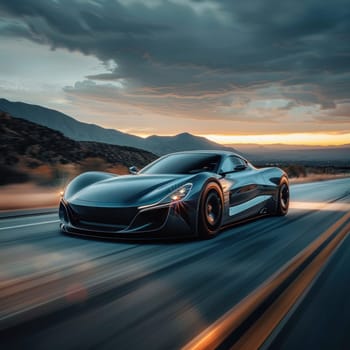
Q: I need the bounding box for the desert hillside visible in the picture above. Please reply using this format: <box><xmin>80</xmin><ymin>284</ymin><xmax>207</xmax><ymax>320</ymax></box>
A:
<box><xmin>0</xmin><ymin>112</ymin><xmax>157</xmax><ymax>186</ymax></box>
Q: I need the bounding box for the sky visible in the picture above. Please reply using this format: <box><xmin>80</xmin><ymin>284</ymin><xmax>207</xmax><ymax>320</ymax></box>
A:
<box><xmin>0</xmin><ymin>0</ymin><xmax>350</xmax><ymax>145</ymax></box>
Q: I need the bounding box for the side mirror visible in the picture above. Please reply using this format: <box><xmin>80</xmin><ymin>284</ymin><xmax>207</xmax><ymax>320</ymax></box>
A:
<box><xmin>129</xmin><ymin>166</ymin><xmax>139</xmax><ymax>175</ymax></box>
<box><xmin>219</xmin><ymin>164</ymin><xmax>247</xmax><ymax>176</ymax></box>
<box><xmin>234</xmin><ymin>164</ymin><xmax>247</xmax><ymax>171</ymax></box>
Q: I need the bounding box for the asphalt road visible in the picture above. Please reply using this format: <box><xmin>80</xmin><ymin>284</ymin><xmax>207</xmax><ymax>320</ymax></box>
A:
<box><xmin>0</xmin><ymin>178</ymin><xmax>350</xmax><ymax>350</ymax></box>
<box><xmin>266</xmin><ymin>223</ymin><xmax>350</xmax><ymax>350</ymax></box>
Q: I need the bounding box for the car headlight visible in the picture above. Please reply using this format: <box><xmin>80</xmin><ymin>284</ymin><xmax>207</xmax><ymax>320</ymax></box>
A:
<box><xmin>165</xmin><ymin>183</ymin><xmax>193</xmax><ymax>202</ymax></box>
<box><xmin>139</xmin><ymin>183</ymin><xmax>193</xmax><ymax>210</ymax></box>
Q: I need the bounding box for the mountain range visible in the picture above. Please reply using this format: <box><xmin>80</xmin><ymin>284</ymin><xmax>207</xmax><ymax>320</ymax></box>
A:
<box><xmin>0</xmin><ymin>98</ymin><xmax>349</xmax><ymax>164</ymax></box>
<box><xmin>0</xmin><ymin>98</ymin><xmax>233</xmax><ymax>155</ymax></box>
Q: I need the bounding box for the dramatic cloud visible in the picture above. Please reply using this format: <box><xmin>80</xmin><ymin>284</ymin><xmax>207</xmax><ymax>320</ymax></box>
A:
<box><xmin>0</xmin><ymin>0</ymin><xmax>350</xmax><ymax>138</ymax></box>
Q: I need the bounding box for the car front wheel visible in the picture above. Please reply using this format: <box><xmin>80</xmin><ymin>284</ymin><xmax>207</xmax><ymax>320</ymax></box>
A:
<box><xmin>198</xmin><ymin>182</ymin><xmax>223</xmax><ymax>239</ymax></box>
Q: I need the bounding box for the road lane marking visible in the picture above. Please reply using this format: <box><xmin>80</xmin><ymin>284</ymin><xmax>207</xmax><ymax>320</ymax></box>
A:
<box><xmin>183</xmin><ymin>210</ymin><xmax>350</xmax><ymax>350</ymax></box>
<box><xmin>232</xmin><ymin>221</ymin><xmax>350</xmax><ymax>350</ymax></box>
<box><xmin>0</xmin><ymin>220</ymin><xmax>60</xmax><ymax>231</ymax></box>
<box><xmin>290</xmin><ymin>201</ymin><xmax>350</xmax><ymax>211</ymax></box>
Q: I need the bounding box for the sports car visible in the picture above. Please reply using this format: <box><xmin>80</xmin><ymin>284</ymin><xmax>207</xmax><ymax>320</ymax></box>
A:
<box><xmin>59</xmin><ymin>151</ymin><xmax>289</xmax><ymax>239</ymax></box>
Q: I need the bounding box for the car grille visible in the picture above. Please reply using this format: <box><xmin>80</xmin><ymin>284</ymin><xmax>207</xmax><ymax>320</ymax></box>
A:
<box><xmin>67</xmin><ymin>203</ymin><xmax>138</xmax><ymax>231</ymax></box>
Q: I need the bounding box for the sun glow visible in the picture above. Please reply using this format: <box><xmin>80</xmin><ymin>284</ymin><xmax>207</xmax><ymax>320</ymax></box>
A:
<box><xmin>202</xmin><ymin>133</ymin><xmax>350</xmax><ymax>146</ymax></box>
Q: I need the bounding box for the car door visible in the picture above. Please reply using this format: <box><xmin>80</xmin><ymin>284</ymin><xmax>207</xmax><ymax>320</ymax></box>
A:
<box><xmin>219</xmin><ymin>156</ymin><xmax>266</xmax><ymax>224</ymax></box>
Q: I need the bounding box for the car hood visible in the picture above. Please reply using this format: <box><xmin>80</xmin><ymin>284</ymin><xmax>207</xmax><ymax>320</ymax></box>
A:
<box><xmin>67</xmin><ymin>174</ymin><xmax>194</xmax><ymax>207</ymax></box>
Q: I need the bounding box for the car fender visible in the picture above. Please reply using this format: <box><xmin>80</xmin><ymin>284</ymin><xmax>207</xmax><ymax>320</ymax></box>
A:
<box><xmin>64</xmin><ymin>171</ymin><xmax>116</xmax><ymax>200</ymax></box>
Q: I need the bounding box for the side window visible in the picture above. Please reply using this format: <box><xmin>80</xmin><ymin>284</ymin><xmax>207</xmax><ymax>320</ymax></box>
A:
<box><xmin>220</xmin><ymin>156</ymin><xmax>246</xmax><ymax>173</ymax></box>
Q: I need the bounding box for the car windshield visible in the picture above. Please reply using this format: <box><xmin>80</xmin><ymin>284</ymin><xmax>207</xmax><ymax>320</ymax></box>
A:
<box><xmin>140</xmin><ymin>153</ymin><xmax>221</xmax><ymax>175</ymax></box>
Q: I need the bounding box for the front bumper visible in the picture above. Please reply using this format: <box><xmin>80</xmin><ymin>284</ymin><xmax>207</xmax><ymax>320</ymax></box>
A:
<box><xmin>59</xmin><ymin>199</ymin><xmax>197</xmax><ymax>239</ymax></box>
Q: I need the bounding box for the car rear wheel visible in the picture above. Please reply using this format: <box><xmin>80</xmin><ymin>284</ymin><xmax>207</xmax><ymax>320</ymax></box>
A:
<box><xmin>275</xmin><ymin>178</ymin><xmax>289</xmax><ymax>216</ymax></box>
<box><xmin>198</xmin><ymin>182</ymin><xmax>223</xmax><ymax>239</ymax></box>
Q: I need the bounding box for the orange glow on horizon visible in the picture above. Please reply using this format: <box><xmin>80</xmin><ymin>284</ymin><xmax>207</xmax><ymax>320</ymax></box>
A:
<box><xmin>203</xmin><ymin>133</ymin><xmax>350</xmax><ymax>146</ymax></box>
<box><xmin>126</xmin><ymin>131</ymin><xmax>350</xmax><ymax>146</ymax></box>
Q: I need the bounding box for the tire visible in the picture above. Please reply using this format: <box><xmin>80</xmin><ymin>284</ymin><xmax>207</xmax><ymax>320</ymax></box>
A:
<box><xmin>275</xmin><ymin>178</ymin><xmax>289</xmax><ymax>216</ymax></box>
<box><xmin>198</xmin><ymin>182</ymin><xmax>223</xmax><ymax>239</ymax></box>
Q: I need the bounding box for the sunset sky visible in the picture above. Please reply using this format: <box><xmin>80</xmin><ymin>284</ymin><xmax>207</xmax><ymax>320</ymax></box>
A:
<box><xmin>0</xmin><ymin>0</ymin><xmax>349</xmax><ymax>145</ymax></box>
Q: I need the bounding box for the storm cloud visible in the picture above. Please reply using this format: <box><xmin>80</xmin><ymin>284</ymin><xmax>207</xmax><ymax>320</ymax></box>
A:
<box><xmin>1</xmin><ymin>0</ymin><xmax>350</xmax><ymax>133</ymax></box>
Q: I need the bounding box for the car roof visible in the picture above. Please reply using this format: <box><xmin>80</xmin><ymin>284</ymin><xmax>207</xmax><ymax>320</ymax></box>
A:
<box><xmin>163</xmin><ymin>149</ymin><xmax>243</xmax><ymax>157</ymax></box>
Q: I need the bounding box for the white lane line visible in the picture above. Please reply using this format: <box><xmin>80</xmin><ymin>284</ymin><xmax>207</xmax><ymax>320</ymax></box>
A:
<box><xmin>0</xmin><ymin>220</ymin><xmax>60</xmax><ymax>231</ymax></box>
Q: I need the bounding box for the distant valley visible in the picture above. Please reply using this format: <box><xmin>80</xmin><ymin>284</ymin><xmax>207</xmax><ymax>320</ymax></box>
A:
<box><xmin>0</xmin><ymin>98</ymin><xmax>349</xmax><ymax>166</ymax></box>
<box><xmin>227</xmin><ymin>143</ymin><xmax>350</xmax><ymax>164</ymax></box>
